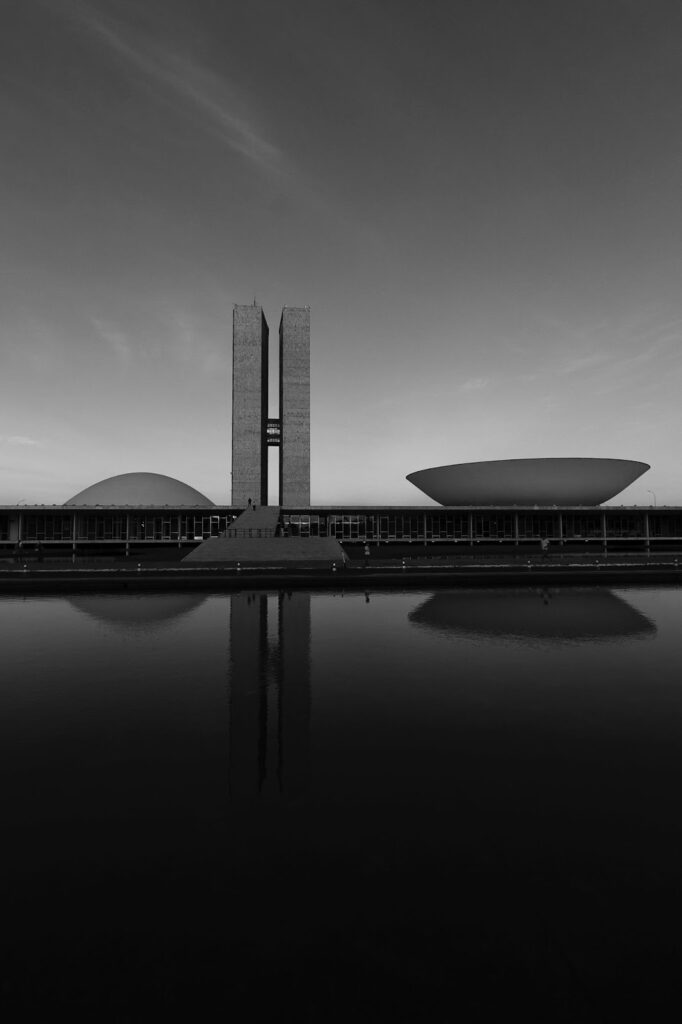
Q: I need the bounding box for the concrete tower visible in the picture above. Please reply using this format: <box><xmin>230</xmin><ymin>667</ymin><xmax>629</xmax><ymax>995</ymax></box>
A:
<box><xmin>231</xmin><ymin>303</ymin><xmax>310</xmax><ymax>508</ymax></box>
<box><xmin>232</xmin><ymin>304</ymin><xmax>269</xmax><ymax>506</ymax></box>
<box><xmin>279</xmin><ymin>307</ymin><xmax>310</xmax><ymax>506</ymax></box>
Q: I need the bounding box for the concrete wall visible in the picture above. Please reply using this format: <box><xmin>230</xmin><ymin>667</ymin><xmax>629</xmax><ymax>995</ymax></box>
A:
<box><xmin>279</xmin><ymin>307</ymin><xmax>310</xmax><ymax>506</ymax></box>
<box><xmin>232</xmin><ymin>305</ymin><xmax>269</xmax><ymax>506</ymax></box>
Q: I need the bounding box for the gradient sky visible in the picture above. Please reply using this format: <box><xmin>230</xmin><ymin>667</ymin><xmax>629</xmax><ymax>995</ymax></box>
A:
<box><xmin>2</xmin><ymin>0</ymin><xmax>681</xmax><ymax>506</ymax></box>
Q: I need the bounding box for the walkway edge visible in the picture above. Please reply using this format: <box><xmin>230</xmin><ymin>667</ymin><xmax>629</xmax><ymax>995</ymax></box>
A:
<box><xmin>1</xmin><ymin>565</ymin><xmax>682</xmax><ymax>592</ymax></box>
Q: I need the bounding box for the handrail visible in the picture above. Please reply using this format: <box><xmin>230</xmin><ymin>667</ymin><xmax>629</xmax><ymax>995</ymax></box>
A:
<box><xmin>225</xmin><ymin>528</ymin><xmax>277</xmax><ymax>539</ymax></box>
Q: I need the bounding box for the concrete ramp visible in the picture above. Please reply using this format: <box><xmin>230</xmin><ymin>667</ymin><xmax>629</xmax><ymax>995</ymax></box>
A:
<box><xmin>183</xmin><ymin>536</ymin><xmax>347</xmax><ymax>567</ymax></box>
<box><xmin>227</xmin><ymin>505</ymin><xmax>281</xmax><ymax>537</ymax></box>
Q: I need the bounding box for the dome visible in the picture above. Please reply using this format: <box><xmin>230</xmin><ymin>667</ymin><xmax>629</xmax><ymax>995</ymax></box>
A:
<box><xmin>64</xmin><ymin>472</ymin><xmax>214</xmax><ymax>507</ymax></box>
<box><xmin>406</xmin><ymin>458</ymin><xmax>649</xmax><ymax>506</ymax></box>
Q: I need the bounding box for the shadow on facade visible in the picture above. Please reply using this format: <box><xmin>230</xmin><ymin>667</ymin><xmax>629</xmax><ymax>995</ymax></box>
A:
<box><xmin>409</xmin><ymin>588</ymin><xmax>657</xmax><ymax>643</ymax></box>
<box><xmin>228</xmin><ymin>591</ymin><xmax>311</xmax><ymax>800</ymax></box>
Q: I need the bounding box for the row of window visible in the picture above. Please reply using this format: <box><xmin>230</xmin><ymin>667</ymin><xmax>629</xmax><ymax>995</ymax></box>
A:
<box><xmin>18</xmin><ymin>514</ymin><xmax>234</xmax><ymax>542</ymax></box>
<box><xmin>283</xmin><ymin>513</ymin><xmax>670</xmax><ymax>540</ymax></box>
<box><xmin>4</xmin><ymin>512</ymin><xmax>682</xmax><ymax>544</ymax></box>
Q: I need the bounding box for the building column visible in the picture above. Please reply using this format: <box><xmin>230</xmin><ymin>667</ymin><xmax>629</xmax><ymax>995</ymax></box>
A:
<box><xmin>232</xmin><ymin>304</ymin><xmax>269</xmax><ymax>507</ymax></box>
<box><xmin>279</xmin><ymin>306</ymin><xmax>311</xmax><ymax>507</ymax></box>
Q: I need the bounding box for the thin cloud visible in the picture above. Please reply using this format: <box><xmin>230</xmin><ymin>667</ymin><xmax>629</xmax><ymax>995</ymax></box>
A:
<box><xmin>92</xmin><ymin>318</ymin><xmax>133</xmax><ymax>366</ymax></box>
<box><xmin>459</xmin><ymin>377</ymin><xmax>490</xmax><ymax>392</ymax></box>
<box><xmin>67</xmin><ymin>3</ymin><xmax>286</xmax><ymax>176</ymax></box>
<box><xmin>590</xmin><ymin>317</ymin><xmax>682</xmax><ymax>396</ymax></box>
<box><xmin>556</xmin><ymin>351</ymin><xmax>612</xmax><ymax>375</ymax></box>
<box><xmin>1</xmin><ymin>435</ymin><xmax>43</xmax><ymax>447</ymax></box>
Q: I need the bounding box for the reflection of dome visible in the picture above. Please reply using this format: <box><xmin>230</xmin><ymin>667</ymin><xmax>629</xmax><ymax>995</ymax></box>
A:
<box><xmin>64</xmin><ymin>472</ymin><xmax>214</xmax><ymax>506</ymax></box>
<box><xmin>69</xmin><ymin>593</ymin><xmax>207</xmax><ymax>629</ymax></box>
<box><xmin>409</xmin><ymin>589</ymin><xmax>656</xmax><ymax>643</ymax></box>
<box><xmin>406</xmin><ymin>458</ymin><xmax>649</xmax><ymax>506</ymax></box>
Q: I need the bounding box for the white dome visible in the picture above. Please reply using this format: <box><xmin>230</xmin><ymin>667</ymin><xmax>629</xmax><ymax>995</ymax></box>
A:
<box><xmin>64</xmin><ymin>472</ymin><xmax>214</xmax><ymax>506</ymax></box>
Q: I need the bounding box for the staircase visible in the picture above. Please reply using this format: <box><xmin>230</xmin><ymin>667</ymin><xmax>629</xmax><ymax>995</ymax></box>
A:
<box><xmin>183</xmin><ymin>505</ymin><xmax>347</xmax><ymax>566</ymax></box>
<box><xmin>182</xmin><ymin>535</ymin><xmax>347</xmax><ymax>566</ymax></box>
<box><xmin>226</xmin><ymin>505</ymin><xmax>281</xmax><ymax>538</ymax></box>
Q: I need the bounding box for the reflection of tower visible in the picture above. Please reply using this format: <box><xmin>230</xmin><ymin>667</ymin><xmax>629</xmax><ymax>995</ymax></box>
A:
<box><xmin>278</xmin><ymin>592</ymin><xmax>311</xmax><ymax>798</ymax></box>
<box><xmin>228</xmin><ymin>593</ymin><xmax>268</xmax><ymax>798</ymax></box>
<box><xmin>231</xmin><ymin>304</ymin><xmax>310</xmax><ymax>507</ymax></box>
<box><xmin>227</xmin><ymin>592</ymin><xmax>311</xmax><ymax>800</ymax></box>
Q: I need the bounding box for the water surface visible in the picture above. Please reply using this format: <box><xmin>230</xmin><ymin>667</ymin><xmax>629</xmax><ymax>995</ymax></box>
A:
<box><xmin>2</xmin><ymin>586</ymin><xmax>681</xmax><ymax>1020</ymax></box>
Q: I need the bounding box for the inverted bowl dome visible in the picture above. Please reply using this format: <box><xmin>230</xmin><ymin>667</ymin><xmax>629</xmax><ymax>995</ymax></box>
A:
<box><xmin>406</xmin><ymin>458</ymin><xmax>649</xmax><ymax>506</ymax></box>
<box><xmin>65</xmin><ymin>472</ymin><xmax>214</xmax><ymax>506</ymax></box>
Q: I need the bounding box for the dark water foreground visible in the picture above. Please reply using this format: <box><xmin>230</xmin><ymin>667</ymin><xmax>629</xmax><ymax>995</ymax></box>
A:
<box><xmin>2</xmin><ymin>586</ymin><xmax>682</xmax><ymax>1021</ymax></box>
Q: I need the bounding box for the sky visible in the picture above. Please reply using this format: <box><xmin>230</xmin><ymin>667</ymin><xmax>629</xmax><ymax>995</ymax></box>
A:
<box><xmin>1</xmin><ymin>0</ymin><xmax>681</xmax><ymax>506</ymax></box>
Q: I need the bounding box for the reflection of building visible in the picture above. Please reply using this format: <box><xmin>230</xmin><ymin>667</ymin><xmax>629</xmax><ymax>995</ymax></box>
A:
<box><xmin>278</xmin><ymin>591</ymin><xmax>311</xmax><ymax>799</ymax></box>
<box><xmin>232</xmin><ymin>304</ymin><xmax>310</xmax><ymax>508</ymax></box>
<box><xmin>228</xmin><ymin>593</ymin><xmax>268</xmax><ymax>798</ymax></box>
<box><xmin>409</xmin><ymin>588</ymin><xmax>656</xmax><ymax>643</ymax></box>
<box><xmin>69</xmin><ymin>592</ymin><xmax>207</xmax><ymax>629</ymax></box>
<box><xmin>228</xmin><ymin>591</ymin><xmax>311</xmax><ymax>799</ymax></box>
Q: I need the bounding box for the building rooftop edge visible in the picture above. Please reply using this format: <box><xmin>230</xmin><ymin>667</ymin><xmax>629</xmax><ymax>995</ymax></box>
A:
<box><xmin>1</xmin><ymin>505</ymin><xmax>679</xmax><ymax>512</ymax></box>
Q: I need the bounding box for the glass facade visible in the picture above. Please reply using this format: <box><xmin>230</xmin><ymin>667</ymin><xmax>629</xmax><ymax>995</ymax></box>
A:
<box><xmin>2</xmin><ymin>508</ymin><xmax>682</xmax><ymax>549</ymax></box>
<box><xmin>22</xmin><ymin>515</ymin><xmax>74</xmax><ymax>541</ymax></box>
<box><xmin>10</xmin><ymin>511</ymin><xmax>235</xmax><ymax>544</ymax></box>
<box><xmin>561</xmin><ymin>514</ymin><xmax>604</xmax><ymax>539</ymax></box>
<box><xmin>649</xmin><ymin>514</ymin><xmax>682</xmax><ymax>538</ymax></box>
<box><xmin>283</xmin><ymin>510</ymin><xmax>671</xmax><ymax>542</ymax></box>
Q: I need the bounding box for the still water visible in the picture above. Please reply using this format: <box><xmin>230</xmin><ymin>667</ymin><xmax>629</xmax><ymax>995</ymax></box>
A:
<box><xmin>2</xmin><ymin>586</ymin><xmax>682</xmax><ymax>1020</ymax></box>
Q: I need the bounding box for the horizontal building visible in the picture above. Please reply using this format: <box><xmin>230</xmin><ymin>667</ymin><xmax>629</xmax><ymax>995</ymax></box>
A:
<box><xmin>1</xmin><ymin>505</ymin><xmax>682</xmax><ymax>556</ymax></box>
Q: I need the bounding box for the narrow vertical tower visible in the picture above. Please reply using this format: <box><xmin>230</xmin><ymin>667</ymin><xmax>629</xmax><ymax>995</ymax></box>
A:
<box><xmin>279</xmin><ymin>306</ymin><xmax>310</xmax><ymax>506</ymax></box>
<box><xmin>232</xmin><ymin>304</ymin><xmax>269</xmax><ymax>506</ymax></box>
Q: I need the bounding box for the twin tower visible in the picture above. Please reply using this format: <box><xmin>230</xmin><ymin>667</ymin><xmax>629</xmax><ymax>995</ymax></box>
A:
<box><xmin>231</xmin><ymin>304</ymin><xmax>310</xmax><ymax>508</ymax></box>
